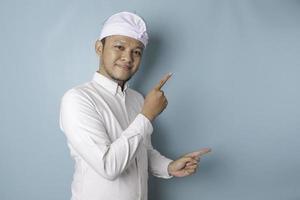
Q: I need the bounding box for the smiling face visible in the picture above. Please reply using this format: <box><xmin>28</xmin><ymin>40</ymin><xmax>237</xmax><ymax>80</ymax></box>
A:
<box><xmin>95</xmin><ymin>35</ymin><xmax>144</xmax><ymax>87</ymax></box>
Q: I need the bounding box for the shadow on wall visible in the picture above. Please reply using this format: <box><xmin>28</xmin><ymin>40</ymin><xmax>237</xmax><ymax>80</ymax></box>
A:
<box><xmin>130</xmin><ymin>34</ymin><xmax>164</xmax><ymax>92</ymax></box>
<box><xmin>130</xmin><ymin>33</ymin><xmax>223</xmax><ymax>200</ymax></box>
<box><xmin>148</xmin><ymin>150</ymin><xmax>223</xmax><ymax>200</ymax></box>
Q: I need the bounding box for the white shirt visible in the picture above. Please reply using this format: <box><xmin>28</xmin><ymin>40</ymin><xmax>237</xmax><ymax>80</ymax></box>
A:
<box><xmin>59</xmin><ymin>72</ymin><xmax>173</xmax><ymax>200</ymax></box>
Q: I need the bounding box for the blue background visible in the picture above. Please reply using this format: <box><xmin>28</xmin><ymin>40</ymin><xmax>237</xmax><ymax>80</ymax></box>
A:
<box><xmin>1</xmin><ymin>0</ymin><xmax>299</xmax><ymax>199</ymax></box>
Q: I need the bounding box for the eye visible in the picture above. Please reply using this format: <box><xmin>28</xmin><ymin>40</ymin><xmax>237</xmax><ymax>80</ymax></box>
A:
<box><xmin>114</xmin><ymin>45</ymin><xmax>125</xmax><ymax>51</ymax></box>
<box><xmin>134</xmin><ymin>50</ymin><xmax>142</xmax><ymax>56</ymax></box>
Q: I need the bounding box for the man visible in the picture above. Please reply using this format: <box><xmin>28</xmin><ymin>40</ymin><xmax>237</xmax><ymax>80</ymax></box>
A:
<box><xmin>60</xmin><ymin>11</ymin><xmax>211</xmax><ymax>200</ymax></box>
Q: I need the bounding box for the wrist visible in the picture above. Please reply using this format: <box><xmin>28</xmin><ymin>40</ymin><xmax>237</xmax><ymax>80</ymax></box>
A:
<box><xmin>140</xmin><ymin>111</ymin><xmax>154</xmax><ymax>122</ymax></box>
<box><xmin>167</xmin><ymin>161</ymin><xmax>174</xmax><ymax>176</ymax></box>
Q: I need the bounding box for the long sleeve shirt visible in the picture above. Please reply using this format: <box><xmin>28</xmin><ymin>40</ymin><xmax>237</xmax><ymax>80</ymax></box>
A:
<box><xmin>59</xmin><ymin>72</ymin><xmax>173</xmax><ymax>200</ymax></box>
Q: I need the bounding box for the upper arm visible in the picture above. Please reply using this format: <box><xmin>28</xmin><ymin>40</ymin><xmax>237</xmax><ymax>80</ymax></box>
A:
<box><xmin>59</xmin><ymin>89</ymin><xmax>111</xmax><ymax>163</ymax></box>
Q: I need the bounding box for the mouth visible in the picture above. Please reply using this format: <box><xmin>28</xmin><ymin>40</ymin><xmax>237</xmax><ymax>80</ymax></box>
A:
<box><xmin>116</xmin><ymin>64</ymin><xmax>132</xmax><ymax>71</ymax></box>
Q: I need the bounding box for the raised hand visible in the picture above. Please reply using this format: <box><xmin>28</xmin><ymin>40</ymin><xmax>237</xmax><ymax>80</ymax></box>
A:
<box><xmin>141</xmin><ymin>73</ymin><xmax>172</xmax><ymax>121</ymax></box>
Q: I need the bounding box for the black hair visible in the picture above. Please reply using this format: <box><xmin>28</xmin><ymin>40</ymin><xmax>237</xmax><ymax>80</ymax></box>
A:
<box><xmin>101</xmin><ymin>38</ymin><xmax>106</xmax><ymax>46</ymax></box>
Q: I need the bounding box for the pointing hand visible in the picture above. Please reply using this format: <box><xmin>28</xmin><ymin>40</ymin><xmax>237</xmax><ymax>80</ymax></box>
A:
<box><xmin>168</xmin><ymin>148</ymin><xmax>212</xmax><ymax>177</ymax></box>
<box><xmin>141</xmin><ymin>73</ymin><xmax>172</xmax><ymax>121</ymax></box>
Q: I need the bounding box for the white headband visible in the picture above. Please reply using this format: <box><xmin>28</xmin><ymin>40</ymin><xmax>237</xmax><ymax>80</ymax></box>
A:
<box><xmin>99</xmin><ymin>11</ymin><xmax>149</xmax><ymax>47</ymax></box>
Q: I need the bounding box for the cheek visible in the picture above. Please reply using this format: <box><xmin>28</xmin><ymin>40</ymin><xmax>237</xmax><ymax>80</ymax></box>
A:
<box><xmin>133</xmin><ymin>57</ymin><xmax>142</xmax><ymax>66</ymax></box>
<box><xmin>103</xmin><ymin>52</ymin><xmax>118</xmax><ymax>64</ymax></box>
<box><xmin>132</xmin><ymin>61</ymin><xmax>141</xmax><ymax>72</ymax></box>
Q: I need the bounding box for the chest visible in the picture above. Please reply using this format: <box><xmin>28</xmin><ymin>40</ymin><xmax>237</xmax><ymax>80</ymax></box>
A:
<box><xmin>95</xmin><ymin>93</ymin><xmax>142</xmax><ymax>141</ymax></box>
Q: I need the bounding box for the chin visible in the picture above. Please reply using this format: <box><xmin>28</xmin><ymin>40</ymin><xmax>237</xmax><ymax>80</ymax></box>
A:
<box><xmin>112</xmin><ymin>74</ymin><xmax>132</xmax><ymax>82</ymax></box>
<box><xmin>115</xmin><ymin>71</ymin><xmax>134</xmax><ymax>80</ymax></box>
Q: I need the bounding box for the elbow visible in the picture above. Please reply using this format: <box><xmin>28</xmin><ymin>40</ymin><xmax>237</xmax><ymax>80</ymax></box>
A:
<box><xmin>97</xmin><ymin>162</ymin><xmax>122</xmax><ymax>181</ymax></box>
<box><xmin>98</xmin><ymin>169</ymin><xmax>121</xmax><ymax>181</ymax></box>
<box><xmin>93</xmin><ymin>167</ymin><xmax>120</xmax><ymax>181</ymax></box>
<box><xmin>96</xmin><ymin>147</ymin><xmax>125</xmax><ymax>181</ymax></box>
<box><xmin>85</xmin><ymin>162</ymin><xmax>121</xmax><ymax>181</ymax></box>
<box><xmin>102</xmin><ymin>173</ymin><xmax>119</xmax><ymax>181</ymax></box>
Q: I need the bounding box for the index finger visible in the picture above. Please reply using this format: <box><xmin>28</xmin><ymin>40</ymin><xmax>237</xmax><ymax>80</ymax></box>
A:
<box><xmin>154</xmin><ymin>73</ymin><xmax>173</xmax><ymax>90</ymax></box>
<box><xmin>184</xmin><ymin>148</ymin><xmax>212</xmax><ymax>160</ymax></box>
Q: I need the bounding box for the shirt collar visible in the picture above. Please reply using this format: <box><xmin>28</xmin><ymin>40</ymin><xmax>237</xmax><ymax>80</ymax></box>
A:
<box><xmin>92</xmin><ymin>72</ymin><xmax>129</xmax><ymax>96</ymax></box>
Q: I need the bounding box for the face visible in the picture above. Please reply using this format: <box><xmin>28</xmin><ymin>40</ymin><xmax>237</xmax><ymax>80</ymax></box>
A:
<box><xmin>95</xmin><ymin>35</ymin><xmax>144</xmax><ymax>85</ymax></box>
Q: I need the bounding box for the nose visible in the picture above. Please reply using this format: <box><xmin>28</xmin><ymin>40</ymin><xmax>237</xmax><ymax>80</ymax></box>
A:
<box><xmin>121</xmin><ymin>50</ymin><xmax>133</xmax><ymax>64</ymax></box>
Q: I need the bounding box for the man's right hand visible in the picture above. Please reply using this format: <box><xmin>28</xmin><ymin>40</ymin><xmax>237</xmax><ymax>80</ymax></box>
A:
<box><xmin>141</xmin><ymin>73</ymin><xmax>172</xmax><ymax>121</ymax></box>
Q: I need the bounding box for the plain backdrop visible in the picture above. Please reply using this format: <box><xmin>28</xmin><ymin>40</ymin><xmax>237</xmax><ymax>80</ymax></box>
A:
<box><xmin>1</xmin><ymin>0</ymin><xmax>299</xmax><ymax>199</ymax></box>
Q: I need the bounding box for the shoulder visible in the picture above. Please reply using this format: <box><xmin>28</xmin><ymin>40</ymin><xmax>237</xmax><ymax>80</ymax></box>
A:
<box><xmin>61</xmin><ymin>82</ymin><xmax>95</xmax><ymax>106</ymax></box>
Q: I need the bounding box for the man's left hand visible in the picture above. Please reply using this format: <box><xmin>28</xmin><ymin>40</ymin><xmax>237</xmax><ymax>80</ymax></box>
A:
<box><xmin>167</xmin><ymin>148</ymin><xmax>212</xmax><ymax>177</ymax></box>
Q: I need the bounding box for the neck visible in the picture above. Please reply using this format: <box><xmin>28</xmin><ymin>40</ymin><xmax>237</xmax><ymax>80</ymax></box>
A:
<box><xmin>97</xmin><ymin>70</ymin><xmax>126</xmax><ymax>91</ymax></box>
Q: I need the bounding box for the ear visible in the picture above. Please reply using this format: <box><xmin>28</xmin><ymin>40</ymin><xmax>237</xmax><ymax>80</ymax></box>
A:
<box><xmin>95</xmin><ymin>40</ymin><xmax>103</xmax><ymax>56</ymax></box>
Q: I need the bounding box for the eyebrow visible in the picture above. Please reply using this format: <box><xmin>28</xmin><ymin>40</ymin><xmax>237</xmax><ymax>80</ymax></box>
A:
<box><xmin>113</xmin><ymin>40</ymin><xmax>144</xmax><ymax>49</ymax></box>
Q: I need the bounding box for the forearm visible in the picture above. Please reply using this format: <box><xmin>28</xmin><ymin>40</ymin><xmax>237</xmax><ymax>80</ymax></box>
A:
<box><xmin>147</xmin><ymin>147</ymin><xmax>173</xmax><ymax>179</ymax></box>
